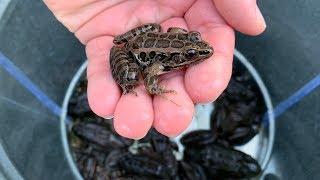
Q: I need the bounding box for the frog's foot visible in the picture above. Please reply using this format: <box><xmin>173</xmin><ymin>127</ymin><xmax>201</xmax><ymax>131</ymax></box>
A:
<box><xmin>123</xmin><ymin>89</ymin><xmax>138</xmax><ymax>96</ymax></box>
<box><xmin>148</xmin><ymin>85</ymin><xmax>176</xmax><ymax>95</ymax></box>
<box><xmin>158</xmin><ymin>87</ymin><xmax>177</xmax><ymax>95</ymax></box>
<box><xmin>146</xmin><ymin>85</ymin><xmax>179</xmax><ymax>106</ymax></box>
<box><xmin>122</xmin><ymin>85</ymin><xmax>138</xmax><ymax>96</ymax></box>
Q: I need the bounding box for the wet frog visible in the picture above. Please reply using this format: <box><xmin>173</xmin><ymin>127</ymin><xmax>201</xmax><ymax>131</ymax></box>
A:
<box><xmin>110</xmin><ymin>23</ymin><xmax>213</xmax><ymax>95</ymax></box>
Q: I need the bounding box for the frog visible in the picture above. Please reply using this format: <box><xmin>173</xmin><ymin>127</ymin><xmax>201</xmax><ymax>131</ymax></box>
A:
<box><xmin>110</xmin><ymin>23</ymin><xmax>214</xmax><ymax>95</ymax></box>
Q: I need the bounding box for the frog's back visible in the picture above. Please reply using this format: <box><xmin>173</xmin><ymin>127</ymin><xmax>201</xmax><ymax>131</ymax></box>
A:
<box><xmin>126</xmin><ymin>32</ymin><xmax>193</xmax><ymax>67</ymax></box>
<box><xmin>127</xmin><ymin>32</ymin><xmax>191</xmax><ymax>51</ymax></box>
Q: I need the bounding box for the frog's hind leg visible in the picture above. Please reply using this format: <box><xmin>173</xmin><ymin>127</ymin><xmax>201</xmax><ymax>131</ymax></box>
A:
<box><xmin>143</xmin><ymin>63</ymin><xmax>181</xmax><ymax>106</ymax></box>
<box><xmin>143</xmin><ymin>63</ymin><xmax>176</xmax><ymax>95</ymax></box>
<box><xmin>113</xmin><ymin>23</ymin><xmax>161</xmax><ymax>45</ymax></box>
<box><xmin>167</xmin><ymin>27</ymin><xmax>188</xmax><ymax>33</ymax></box>
<box><xmin>110</xmin><ymin>46</ymin><xmax>140</xmax><ymax>95</ymax></box>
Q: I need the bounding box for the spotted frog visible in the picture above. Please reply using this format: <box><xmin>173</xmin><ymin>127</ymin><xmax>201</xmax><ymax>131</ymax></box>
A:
<box><xmin>110</xmin><ymin>23</ymin><xmax>214</xmax><ymax>95</ymax></box>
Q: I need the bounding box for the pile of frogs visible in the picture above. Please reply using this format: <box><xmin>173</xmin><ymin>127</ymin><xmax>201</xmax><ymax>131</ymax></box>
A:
<box><xmin>68</xmin><ymin>61</ymin><xmax>265</xmax><ymax>179</ymax></box>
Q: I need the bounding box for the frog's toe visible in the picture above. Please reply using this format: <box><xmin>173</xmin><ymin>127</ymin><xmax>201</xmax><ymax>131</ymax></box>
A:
<box><xmin>148</xmin><ymin>86</ymin><xmax>176</xmax><ymax>95</ymax></box>
<box><xmin>123</xmin><ymin>89</ymin><xmax>138</xmax><ymax>96</ymax></box>
<box><xmin>121</xmin><ymin>85</ymin><xmax>138</xmax><ymax>96</ymax></box>
<box><xmin>129</xmin><ymin>90</ymin><xmax>138</xmax><ymax>96</ymax></box>
<box><xmin>147</xmin><ymin>86</ymin><xmax>159</xmax><ymax>95</ymax></box>
<box><xmin>161</xmin><ymin>88</ymin><xmax>176</xmax><ymax>94</ymax></box>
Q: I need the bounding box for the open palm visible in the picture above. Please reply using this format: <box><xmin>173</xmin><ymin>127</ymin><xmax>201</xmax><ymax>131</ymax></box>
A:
<box><xmin>44</xmin><ymin>0</ymin><xmax>266</xmax><ymax>139</ymax></box>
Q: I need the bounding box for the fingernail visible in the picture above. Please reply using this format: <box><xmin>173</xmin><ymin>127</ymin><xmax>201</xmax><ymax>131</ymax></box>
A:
<box><xmin>103</xmin><ymin>115</ymin><xmax>113</xmax><ymax>119</ymax></box>
<box><xmin>255</xmin><ymin>6</ymin><xmax>266</xmax><ymax>30</ymax></box>
<box><xmin>167</xmin><ymin>134</ymin><xmax>179</xmax><ymax>138</ymax></box>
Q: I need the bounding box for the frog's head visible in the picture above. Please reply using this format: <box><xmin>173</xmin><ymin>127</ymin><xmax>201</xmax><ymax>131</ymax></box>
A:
<box><xmin>182</xmin><ymin>31</ymin><xmax>213</xmax><ymax>63</ymax></box>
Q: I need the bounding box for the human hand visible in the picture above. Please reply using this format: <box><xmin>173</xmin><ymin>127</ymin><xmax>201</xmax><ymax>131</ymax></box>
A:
<box><xmin>44</xmin><ymin>0</ymin><xmax>266</xmax><ymax>139</ymax></box>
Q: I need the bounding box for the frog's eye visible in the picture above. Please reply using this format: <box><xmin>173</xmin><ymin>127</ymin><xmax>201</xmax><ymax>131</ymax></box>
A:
<box><xmin>185</xmin><ymin>49</ymin><xmax>197</xmax><ymax>59</ymax></box>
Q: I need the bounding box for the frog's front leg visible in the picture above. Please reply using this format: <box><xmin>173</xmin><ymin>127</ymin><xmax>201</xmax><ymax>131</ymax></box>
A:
<box><xmin>143</xmin><ymin>63</ymin><xmax>175</xmax><ymax>95</ymax></box>
<box><xmin>110</xmin><ymin>46</ymin><xmax>140</xmax><ymax>95</ymax></box>
<box><xmin>113</xmin><ymin>23</ymin><xmax>161</xmax><ymax>45</ymax></box>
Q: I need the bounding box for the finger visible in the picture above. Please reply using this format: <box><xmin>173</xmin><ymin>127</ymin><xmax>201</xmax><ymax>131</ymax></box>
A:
<box><xmin>185</xmin><ymin>0</ymin><xmax>234</xmax><ymax>103</ymax></box>
<box><xmin>75</xmin><ymin>0</ymin><xmax>194</xmax><ymax>44</ymax></box>
<box><xmin>153</xmin><ymin>18</ymin><xmax>194</xmax><ymax>137</ymax></box>
<box><xmin>153</xmin><ymin>71</ymin><xmax>195</xmax><ymax>137</ymax></box>
<box><xmin>213</xmin><ymin>0</ymin><xmax>266</xmax><ymax>35</ymax></box>
<box><xmin>86</xmin><ymin>36</ymin><xmax>121</xmax><ymax>118</ymax></box>
<box><xmin>44</xmin><ymin>0</ymin><xmax>126</xmax><ymax>32</ymax></box>
<box><xmin>113</xmin><ymin>86</ymin><xmax>154</xmax><ymax>139</ymax></box>
<box><xmin>43</xmin><ymin>0</ymin><xmax>100</xmax><ymax>12</ymax></box>
<box><xmin>52</xmin><ymin>0</ymin><xmax>127</xmax><ymax>32</ymax></box>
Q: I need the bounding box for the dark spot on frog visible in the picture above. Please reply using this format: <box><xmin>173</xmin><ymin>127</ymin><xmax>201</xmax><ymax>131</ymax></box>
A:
<box><xmin>189</xmin><ymin>32</ymin><xmax>202</xmax><ymax>42</ymax></box>
<box><xmin>149</xmin><ymin>51</ymin><xmax>156</xmax><ymax>59</ymax></box>
<box><xmin>168</xmin><ymin>34</ymin><xmax>176</xmax><ymax>39</ymax></box>
<box><xmin>135</xmin><ymin>37</ymin><xmax>144</xmax><ymax>45</ymax></box>
<box><xmin>172</xmin><ymin>56</ymin><xmax>180</xmax><ymax>64</ymax></box>
<box><xmin>115</xmin><ymin>63</ymin><xmax>127</xmax><ymax>76</ymax></box>
<box><xmin>120</xmin><ymin>70</ymin><xmax>126</xmax><ymax>79</ymax></box>
<box><xmin>132</xmin><ymin>43</ymin><xmax>139</xmax><ymax>49</ymax></box>
<box><xmin>144</xmin><ymin>38</ymin><xmax>156</xmax><ymax>48</ymax></box>
<box><xmin>132</xmin><ymin>37</ymin><xmax>144</xmax><ymax>49</ymax></box>
<box><xmin>178</xmin><ymin>34</ymin><xmax>188</xmax><ymax>40</ymax></box>
<box><xmin>196</xmin><ymin>42</ymin><xmax>208</xmax><ymax>48</ymax></box>
<box><xmin>156</xmin><ymin>39</ymin><xmax>170</xmax><ymax>48</ymax></box>
<box><xmin>163</xmin><ymin>62</ymin><xmax>177</xmax><ymax>71</ymax></box>
<box><xmin>130</xmin><ymin>29</ymin><xmax>137</xmax><ymax>36</ymax></box>
<box><xmin>169</xmin><ymin>53</ymin><xmax>182</xmax><ymax>64</ymax></box>
<box><xmin>160</xmin><ymin>34</ymin><xmax>168</xmax><ymax>38</ymax></box>
<box><xmin>139</xmin><ymin>52</ymin><xmax>147</xmax><ymax>62</ymax></box>
<box><xmin>169</xmin><ymin>52</ymin><xmax>180</xmax><ymax>60</ymax></box>
<box><xmin>147</xmin><ymin>33</ymin><xmax>158</xmax><ymax>38</ymax></box>
<box><xmin>185</xmin><ymin>42</ymin><xmax>192</xmax><ymax>46</ymax></box>
<box><xmin>137</xmin><ymin>26</ymin><xmax>143</xmax><ymax>32</ymax></box>
<box><xmin>155</xmin><ymin>53</ymin><xmax>167</xmax><ymax>62</ymax></box>
<box><xmin>171</xmin><ymin>40</ymin><xmax>184</xmax><ymax>48</ymax></box>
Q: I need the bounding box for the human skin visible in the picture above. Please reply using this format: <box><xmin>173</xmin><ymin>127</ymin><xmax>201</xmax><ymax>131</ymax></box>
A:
<box><xmin>44</xmin><ymin>0</ymin><xmax>266</xmax><ymax>139</ymax></box>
